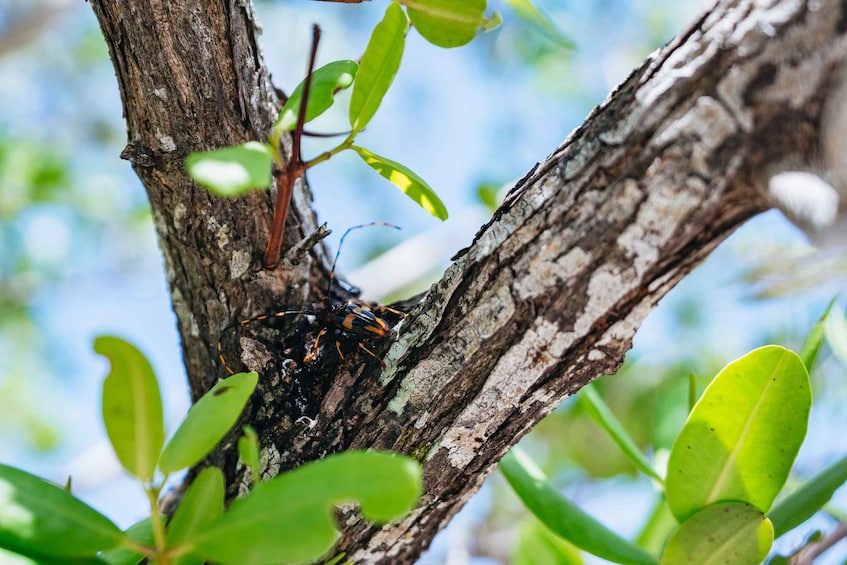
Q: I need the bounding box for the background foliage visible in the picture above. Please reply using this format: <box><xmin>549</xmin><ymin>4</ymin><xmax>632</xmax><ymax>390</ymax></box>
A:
<box><xmin>0</xmin><ymin>0</ymin><xmax>845</xmax><ymax>562</ymax></box>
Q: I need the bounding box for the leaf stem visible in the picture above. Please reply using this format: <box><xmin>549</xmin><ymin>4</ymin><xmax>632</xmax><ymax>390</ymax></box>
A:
<box><xmin>263</xmin><ymin>24</ymin><xmax>321</xmax><ymax>269</ymax></box>
<box><xmin>145</xmin><ymin>482</ymin><xmax>169</xmax><ymax>564</ymax></box>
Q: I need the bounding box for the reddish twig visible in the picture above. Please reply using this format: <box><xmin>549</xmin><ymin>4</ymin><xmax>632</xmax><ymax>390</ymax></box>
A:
<box><xmin>263</xmin><ymin>24</ymin><xmax>322</xmax><ymax>269</ymax></box>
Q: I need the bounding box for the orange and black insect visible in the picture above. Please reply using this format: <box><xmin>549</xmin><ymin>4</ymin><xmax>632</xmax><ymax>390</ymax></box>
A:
<box><xmin>217</xmin><ymin>222</ymin><xmax>406</xmax><ymax>374</ymax></box>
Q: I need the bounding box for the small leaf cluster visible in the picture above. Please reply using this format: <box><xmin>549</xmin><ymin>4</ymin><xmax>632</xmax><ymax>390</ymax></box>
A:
<box><xmin>0</xmin><ymin>336</ymin><xmax>422</xmax><ymax>565</ymax></box>
<box><xmin>502</xmin><ymin>301</ymin><xmax>847</xmax><ymax>564</ymax></box>
<box><xmin>186</xmin><ymin>0</ymin><xmax>505</xmax><ymax>222</ymax></box>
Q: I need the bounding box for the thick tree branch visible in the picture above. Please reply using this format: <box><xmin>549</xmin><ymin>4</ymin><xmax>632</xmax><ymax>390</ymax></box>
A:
<box><xmin>89</xmin><ymin>0</ymin><xmax>847</xmax><ymax>562</ymax></box>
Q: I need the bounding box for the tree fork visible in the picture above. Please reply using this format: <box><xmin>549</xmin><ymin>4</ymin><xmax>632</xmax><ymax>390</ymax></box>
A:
<box><xmin>89</xmin><ymin>0</ymin><xmax>847</xmax><ymax>562</ymax></box>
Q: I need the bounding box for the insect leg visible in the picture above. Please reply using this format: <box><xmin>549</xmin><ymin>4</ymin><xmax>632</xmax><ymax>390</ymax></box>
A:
<box><xmin>357</xmin><ymin>342</ymin><xmax>386</xmax><ymax>369</ymax></box>
<box><xmin>304</xmin><ymin>328</ymin><xmax>328</xmax><ymax>363</ymax></box>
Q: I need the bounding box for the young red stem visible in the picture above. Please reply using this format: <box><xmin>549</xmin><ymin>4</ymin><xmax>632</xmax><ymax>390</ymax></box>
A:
<box><xmin>263</xmin><ymin>24</ymin><xmax>322</xmax><ymax>269</ymax></box>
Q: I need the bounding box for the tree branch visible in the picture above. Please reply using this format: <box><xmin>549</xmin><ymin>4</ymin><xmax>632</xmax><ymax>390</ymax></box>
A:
<box><xmin>89</xmin><ymin>0</ymin><xmax>847</xmax><ymax>562</ymax></box>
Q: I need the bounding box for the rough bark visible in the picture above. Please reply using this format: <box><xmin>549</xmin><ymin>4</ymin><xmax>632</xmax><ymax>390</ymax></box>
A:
<box><xmin>89</xmin><ymin>0</ymin><xmax>847</xmax><ymax>562</ymax></box>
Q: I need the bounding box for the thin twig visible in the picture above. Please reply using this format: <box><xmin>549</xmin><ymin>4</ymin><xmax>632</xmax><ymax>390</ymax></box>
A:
<box><xmin>790</xmin><ymin>521</ymin><xmax>847</xmax><ymax>565</ymax></box>
<box><xmin>281</xmin><ymin>223</ymin><xmax>332</xmax><ymax>267</ymax></box>
<box><xmin>263</xmin><ymin>24</ymin><xmax>322</xmax><ymax>269</ymax></box>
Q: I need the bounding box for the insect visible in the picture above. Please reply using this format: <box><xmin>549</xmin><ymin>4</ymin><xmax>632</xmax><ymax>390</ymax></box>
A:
<box><xmin>217</xmin><ymin>222</ymin><xmax>406</xmax><ymax>375</ymax></box>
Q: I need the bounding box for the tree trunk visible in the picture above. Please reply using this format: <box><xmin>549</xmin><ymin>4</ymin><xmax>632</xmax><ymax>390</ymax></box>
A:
<box><xmin>88</xmin><ymin>0</ymin><xmax>847</xmax><ymax>562</ymax></box>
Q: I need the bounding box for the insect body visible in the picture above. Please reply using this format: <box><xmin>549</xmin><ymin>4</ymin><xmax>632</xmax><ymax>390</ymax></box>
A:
<box><xmin>217</xmin><ymin>223</ymin><xmax>405</xmax><ymax>375</ymax></box>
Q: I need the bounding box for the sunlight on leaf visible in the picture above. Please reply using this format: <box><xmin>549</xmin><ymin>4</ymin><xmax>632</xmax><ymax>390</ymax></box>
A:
<box><xmin>351</xmin><ymin>145</ymin><xmax>447</xmax><ymax>220</ymax></box>
<box><xmin>185</xmin><ymin>142</ymin><xmax>273</xmax><ymax>197</ymax></box>
<box><xmin>666</xmin><ymin>346</ymin><xmax>810</xmax><ymax>522</ymax></box>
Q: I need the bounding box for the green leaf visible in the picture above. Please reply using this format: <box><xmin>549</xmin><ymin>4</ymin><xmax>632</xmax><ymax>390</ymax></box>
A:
<box><xmin>349</xmin><ymin>1</ymin><xmax>407</xmax><ymax>131</ymax></box>
<box><xmin>825</xmin><ymin>302</ymin><xmax>847</xmax><ymax>367</ymax></box>
<box><xmin>666</xmin><ymin>346</ymin><xmax>811</xmax><ymax>522</ymax></box>
<box><xmin>237</xmin><ymin>426</ymin><xmax>261</xmax><ymax>485</ymax></box>
<box><xmin>579</xmin><ymin>384</ymin><xmax>663</xmax><ymax>482</ymax></box>
<box><xmin>168</xmin><ymin>467</ymin><xmax>224</xmax><ymax>565</ymax></box>
<box><xmin>660</xmin><ymin>502</ymin><xmax>773</xmax><ymax>565</ymax></box>
<box><xmin>95</xmin><ymin>336</ymin><xmax>164</xmax><ymax>482</ymax></box>
<box><xmin>799</xmin><ymin>298</ymin><xmax>837</xmax><ymax>373</ymax></box>
<box><xmin>351</xmin><ymin>145</ymin><xmax>448</xmax><ymax>220</ymax></box>
<box><xmin>99</xmin><ymin>518</ymin><xmax>155</xmax><ymax>565</ymax></box>
<box><xmin>158</xmin><ymin>372</ymin><xmax>258</xmax><ymax>474</ymax></box>
<box><xmin>500</xmin><ymin>448</ymin><xmax>657</xmax><ymax>565</ymax></box>
<box><xmin>635</xmin><ymin>496</ymin><xmax>678</xmax><ymax>557</ymax></box>
<box><xmin>189</xmin><ymin>451</ymin><xmax>422</xmax><ymax>565</ymax></box>
<box><xmin>0</xmin><ymin>463</ymin><xmax>123</xmax><ymax>558</ymax></box>
<box><xmin>404</xmin><ymin>0</ymin><xmax>499</xmax><ymax>48</ymax></box>
<box><xmin>768</xmin><ymin>453</ymin><xmax>847</xmax><ymax>537</ymax></box>
<box><xmin>512</xmin><ymin>516</ymin><xmax>584</xmax><ymax>565</ymax></box>
<box><xmin>185</xmin><ymin>142</ymin><xmax>273</xmax><ymax>197</ymax></box>
<box><xmin>506</xmin><ymin>0</ymin><xmax>575</xmax><ymax>49</ymax></box>
<box><xmin>274</xmin><ymin>61</ymin><xmax>358</xmax><ymax>132</ymax></box>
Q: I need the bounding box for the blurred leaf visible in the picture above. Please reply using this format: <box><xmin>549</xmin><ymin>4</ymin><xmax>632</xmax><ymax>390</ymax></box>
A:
<box><xmin>238</xmin><ymin>426</ymin><xmax>261</xmax><ymax>486</ymax></box>
<box><xmin>404</xmin><ymin>0</ymin><xmax>499</xmax><ymax>48</ymax></box>
<box><xmin>274</xmin><ymin>60</ymin><xmax>358</xmax><ymax>132</ymax></box>
<box><xmin>185</xmin><ymin>142</ymin><xmax>273</xmax><ymax>197</ymax></box>
<box><xmin>349</xmin><ymin>2</ymin><xmax>407</xmax><ymax>131</ymax></box>
<box><xmin>635</xmin><ymin>495</ymin><xmax>677</xmax><ymax>557</ymax></box>
<box><xmin>351</xmin><ymin>145</ymin><xmax>448</xmax><ymax>220</ymax></box>
<box><xmin>579</xmin><ymin>384</ymin><xmax>662</xmax><ymax>482</ymax></box>
<box><xmin>825</xmin><ymin>302</ymin><xmax>847</xmax><ymax>367</ymax></box>
<box><xmin>512</xmin><ymin>516</ymin><xmax>584</xmax><ymax>565</ymax></box>
<box><xmin>0</xmin><ymin>463</ymin><xmax>123</xmax><ymax>558</ymax></box>
<box><xmin>500</xmin><ymin>448</ymin><xmax>657</xmax><ymax>564</ymax></box>
<box><xmin>666</xmin><ymin>346</ymin><xmax>810</xmax><ymax>522</ymax></box>
<box><xmin>799</xmin><ymin>298</ymin><xmax>837</xmax><ymax>373</ymax></box>
<box><xmin>660</xmin><ymin>502</ymin><xmax>772</xmax><ymax>565</ymax></box>
<box><xmin>158</xmin><ymin>372</ymin><xmax>258</xmax><ymax>474</ymax></box>
<box><xmin>476</xmin><ymin>182</ymin><xmax>501</xmax><ymax>212</ymax></box>
<box><xmin>506</xmin><ymin>0</ymin><xmax>575</xmax><ymax>49</ymax></box>
<box><xmin>99</xmin><ymin>518</ymin><xmax>155</xmax><ymax>565</ymax></box>
<box><xmin>768</xmin><ymin>453</ymin><xmax>847</xmax><ymax>537</ymax></box>
<box><xmin>189</xmin><ymin>451</ymin><xmax>422</xmax><ymax>565</ymax></box>
<box><xmin>169</xmin><ymin>467</ymin><xmax>224</xmax><ymax>565</ymax></box>
<box><xmin>95</xmin><ymin>336</ymin><xmax>164</xmax><ymax>482</ymax></box>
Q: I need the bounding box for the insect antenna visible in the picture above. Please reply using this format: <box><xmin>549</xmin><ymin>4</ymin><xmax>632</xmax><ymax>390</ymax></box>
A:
<box><xmin>326</xmin><ymin>222</ymin><xmax>401</xmax><ymax>304</ymax></box>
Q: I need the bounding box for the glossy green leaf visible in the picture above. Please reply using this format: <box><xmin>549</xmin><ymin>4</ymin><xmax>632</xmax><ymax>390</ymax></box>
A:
<box><xmin>349</xmin><ymin>2</ymin><xmax>407</xmax><ymax>131</ymax></box>
<box><xmin>274</xmin><ymin>60</ymin><xmax>358</xmax><ymax>132</ymax></box>
<box><xmin>168</xmin><ymin>467</ymin><xmax>224</xmax><ymax>565</ymax></box>
<box><xmin>825</xmin><ymin>303</ymin><xmax>847</xmax><ymax>367</ymax></box>
<box><xmin>799</xmin><ymin>298</ymin><xmax>837</xmax><ymax>373</ymax></box>
<box><xmin>579</xmin><ymin>384</ymin><xmax>663</xmax><ymax>482</ymax></box>
<box><xmin>506</xmin><ymin>0</ymin><xmax>574</xmax><ymax>49</ymax></box>
<box><xmin>351</xmin><ymin>145</ymin><xmax>448</xmax><ymax>220</ymax></box>
<box><xmin>185</xmin><ymin>142</ymin><xmax>273</xmax><ymax>197</ymax></box>
<box><xmin>769</xmin><ymin>453</ymin><xmax>847</xmax><ymax>537</ymax></box>
<box><xmin>159</xmin><ymin>372</ymin><xmax>258</xmax><ymax>474</ymax></box>
<box><xmin>0</xmin><ymin>463</ymin><xmax>123</xmax><ymax>558</ymax></box>
<box><xmin>404</xmin><ymin>0</ymin><xmax>499</xmax><ymax>48</ymax></box>
<box><xmin>237</xmin><ymin>426</ymin><xmax>261</xmax><ymax>486</ymax></box>
<box><xmin>666</xmin><ymin>346</ymin><xmax>811</xmax><ymax>522</ymax></box>
<box><xmin>95</xmin><ymin>336</ymin><xmax>164</xmax><ymax>481</ymax></box>
<box><xmin>99</xmin><ymin>518</ymin><xmax>155</xmax><ymax>565</ymax></box>
<box><xmin>500</xmin><ymin>448</ymin><xmax>656</xmax><ymax>565</ymax></box>
<box><xmin>512</xmin><ymin>516</ymin><xmax>584</xmax><ymax>565</ymax></box>
<box><xmin>189</xmin><ymin>451</ymin><xmax>422</xmax><ymax>565</ymax></box>
<box><xmin>660</xmin><ymin>502</ymin><xmax>773</xmax><ymax>565</ymax></box>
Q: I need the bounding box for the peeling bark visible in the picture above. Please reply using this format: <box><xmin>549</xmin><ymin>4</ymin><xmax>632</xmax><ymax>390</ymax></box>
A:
<box><xmin>89</xmin><ymin>0</ymin><xmax>847</xmax><ymax>562</ymax></box>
